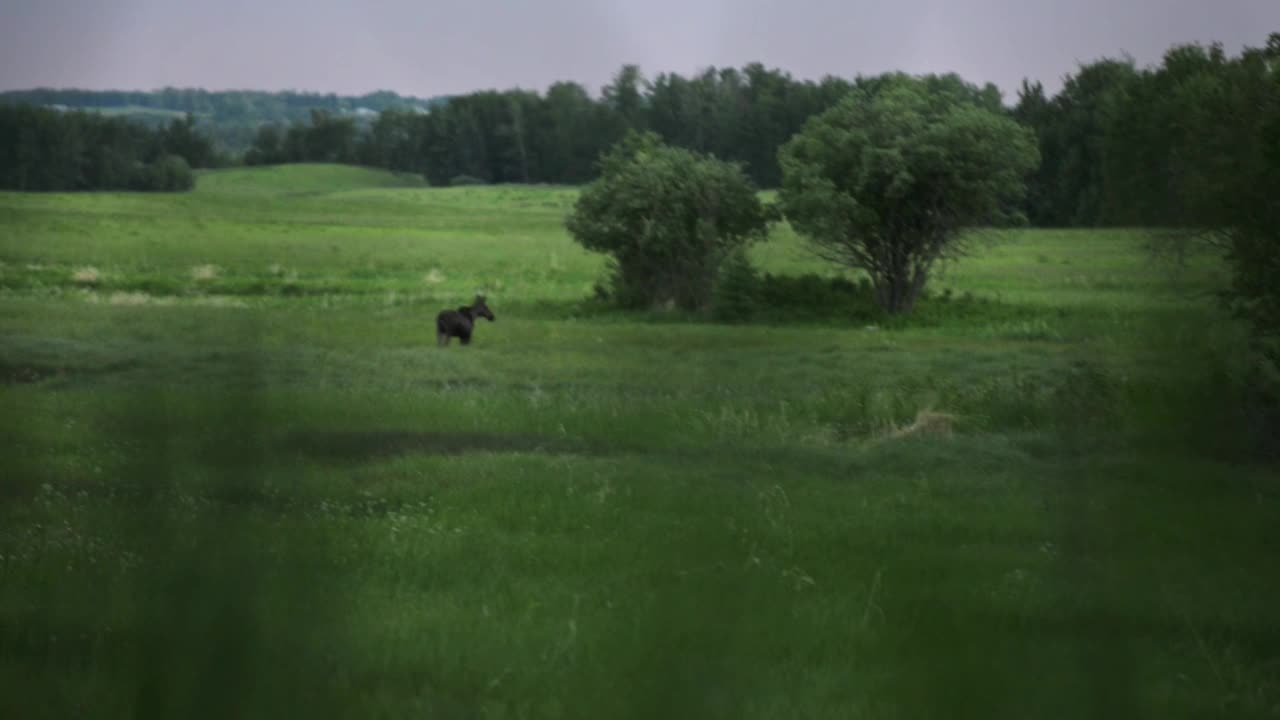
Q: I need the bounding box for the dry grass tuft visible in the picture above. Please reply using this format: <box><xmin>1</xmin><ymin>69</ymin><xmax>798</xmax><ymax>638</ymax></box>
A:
<box><xmin>423</xmin><ymin>268</ymin><xmax>446</xmax><ymax>285</ymax></box>
<box><xmin>89</xmin><ymin>291</ymin><xmax>245</xmax><ymax>309</ymax></box>
<box><xmin>72</xmin><ymin>267</ymin><xmax>101</xmax><ymax>285</ymax></box>
<box><xmin>108</xmin><ymin>292</ymin><xmax>155</xmax><ymax>306</ymax></box>
<box><xmin>889</xmin><ymin>410</ymin><xmax>957</xmax><ymax>440</ymax></box>
<box><xmin>191</xmin><ymin>264</ymin><xmax>220</xmax><ymax>282</ymax></box>
<box><xmin>862</xmin><ymin>410</ymin><xmax>959</xmax><ymax>448</ymax></box>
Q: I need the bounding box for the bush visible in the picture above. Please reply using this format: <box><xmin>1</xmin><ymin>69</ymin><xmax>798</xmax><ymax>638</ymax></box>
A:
<box><xmin>566</xmin><ymin>131</ymin><xmax>776</xmax><ymax>311</ymax></box>
<box><xmin>710</xmin><ymin>248</ymin><xmax>760</xmax><ymax>323</ymax></box>
<box><xmin>752</xmin><ymin>273</ymin><xmax>881</xmax><ymax>323</ymax></box>
<box><xmin>449</xmin><ymin>174</ymin><xmax>486</xmax><ymax>187</ymax></box>
<box><xmin>129</xmin><ymin>155</ymin><xmax>194</xmax><ymax>192</ymax></box>
<box><xmin>710</xmin><ymin>265</ymin><xmax>885</xmax><ymax>326</ymax></box>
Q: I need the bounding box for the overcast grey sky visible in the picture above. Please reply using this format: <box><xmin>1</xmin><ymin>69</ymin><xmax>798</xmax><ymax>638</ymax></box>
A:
<box><xmin>2</xmin><ymin>0</ymin><xmax>1277</xmax><ymax>100</ymax></box>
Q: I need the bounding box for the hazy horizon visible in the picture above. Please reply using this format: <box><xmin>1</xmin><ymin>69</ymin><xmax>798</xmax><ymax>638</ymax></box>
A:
<box><xmin>3</xmin><ymin>0</ymin><xmax>1277</xmax><ymax>101</ymax></box>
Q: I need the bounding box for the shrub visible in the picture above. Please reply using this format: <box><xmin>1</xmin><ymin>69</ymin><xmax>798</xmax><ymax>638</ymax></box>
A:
<box><xmin>130</xmin><ymin>155</ymin><xmax>194</xmax><ymax>192</ymax></box>
<box><xmin>566</xmin><ymin>131</ymin><xmax>776</xmax><ymax>311</ymax></box>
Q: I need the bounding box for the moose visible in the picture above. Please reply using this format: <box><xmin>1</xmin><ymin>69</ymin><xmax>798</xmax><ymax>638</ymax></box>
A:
<box><xmin>436</xmin><ymin>294</ymin><xmax>495</xmax><ymax>346</ymax></box>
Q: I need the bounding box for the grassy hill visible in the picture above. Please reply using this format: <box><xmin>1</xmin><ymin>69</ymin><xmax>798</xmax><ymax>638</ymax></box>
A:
<box><xmin>0</xmin><ymin>165</ymin><xmax>1276</xmax><ymax>718</ymax></box>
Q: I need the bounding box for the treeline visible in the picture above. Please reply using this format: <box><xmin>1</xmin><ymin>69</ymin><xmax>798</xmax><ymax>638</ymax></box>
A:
<box><xmin>247</xmin><ymin>35</ymin><xmax>1278</xmax><ymax>233</ymax></box>
<box><xmin>1014</xmin><ymin>33</ymin><xmax>1280</xmax><ymax>228</ymax></box>
<box><xmin>243</xmin><ymin>109</ymin><xmax>366</xmax><ymax>166</ymax></box>
<box><xmin>0</xmin><ymin>105</ymin><xmax>215</xmax><ymax>191</ymax></box>
<box><xmin>3</xmin><ymin>32</ymin><xmax>1275</xmax><ymax>222</ymax></box>
<box><xmin>244</xmin><ymin>64</ymin><xmax>1003</xmax><ymax>188</ymax></box>
<box><xmin>0</xmin><ymin>88</ymin><xmax>449</xmax><ymax>153</ymax></box>
<box><xmin>0</xmin><ymin>87</ymin><xmax>446</xmax><ymax>118</ymax></box>
<box><xmin>316</xmin><ymin>65</ymin><xmax>999</xmax><ymax>188</ymax></box>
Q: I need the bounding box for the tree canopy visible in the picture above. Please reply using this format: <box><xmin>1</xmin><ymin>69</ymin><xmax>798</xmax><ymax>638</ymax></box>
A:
<box><xmin>0</xmin><ymin>105</ymin><xmax>204</xmax><ymax>191</ymax></box>
<box><xmin>1095</xmin><ymin>35</ymin><xmax>1280</xmax><ymax>392</ymax></box>
<box><xmin>777</xmin><ymin>74</ymin><xmax>1040</xmax><ymax>314</ymax></box>
<box><xmin>566</xmin><ymin>131</ymin><xmax>776</xmax><ymax>311</ymax></box>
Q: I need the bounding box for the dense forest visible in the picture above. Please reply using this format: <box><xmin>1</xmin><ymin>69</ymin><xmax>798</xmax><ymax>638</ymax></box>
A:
<box><xmin>1</xmin><ymin>33</ymin><xmax>1276</xmax><ymax>234</ymax></box>
<box><xmin>0</xmin><ymin>105</ymin><xmax>212</xmax><ymax>191</ymax></box>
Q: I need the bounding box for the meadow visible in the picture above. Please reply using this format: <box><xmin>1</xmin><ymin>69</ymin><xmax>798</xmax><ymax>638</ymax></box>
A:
<box><xmin>0</xmin><ymin>164</ymin><xmax>1276</xmax><ymax>719</ymax></box>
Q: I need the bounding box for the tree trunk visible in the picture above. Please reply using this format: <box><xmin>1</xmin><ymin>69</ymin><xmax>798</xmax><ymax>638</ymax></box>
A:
<box><xmin>874</xmin><ymin>265</ymin><xmax>930</xmax><ymax>315</ymax></box>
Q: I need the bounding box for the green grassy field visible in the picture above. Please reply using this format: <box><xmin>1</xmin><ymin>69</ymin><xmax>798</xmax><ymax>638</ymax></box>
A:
<box><xmin>1</xmin><ymin>164</ymin><xmax>1276</xmax><ymax>719</ymax></box>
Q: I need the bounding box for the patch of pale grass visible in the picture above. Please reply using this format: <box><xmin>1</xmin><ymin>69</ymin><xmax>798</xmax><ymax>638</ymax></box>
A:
<box><xmin>72</xmin><ymin>267</ymin><xmax>101</xmax><ymax>285</ymax></box>
<box><xmin>95</xmin><ymin>291</ymin><xmax>245</xmax><ymax>309</ymax></box>
<box><xmin>108</xmin><ymin>292</ymin><xmax>155</xmax><ymax>307</ymax></box>
<box><xmin>268</xmin><ymin>264</ymin><xmax>299</xmax><ymax>282</ymax></box>
<box><xmin>423</xmin><ymin>268</ymin><xmax>446</xmax><ymax>285</ymax></box>
<box><xmin>192</xmin><ymin>296</ymin><xmax>248</xmax><ymax>309</ymax></box>
<box><xmin>798</xmin><ymin>425</ymin><xmax>840</xmax><ymax>448</ymax></box>
<box><xmin>191</xmin><ymin>264</ymin><xmax>220</xmax><ymax>282</ymax></box>
<box><xmin>981</xmin><ymin>319</ymin><xmax>1062</xmax><ymax>342</ymax></box>
<box><xmin>888</xmin><ymin>410</ymin><xmax>956</xmax><ymax>440</ymax></box>
<box><xmin>863</xmin><ymin>410</ymin><xmax>958</xmax><ymax>448</ymax></box>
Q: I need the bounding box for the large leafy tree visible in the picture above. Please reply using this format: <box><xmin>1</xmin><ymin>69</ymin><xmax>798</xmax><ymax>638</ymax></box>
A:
<box><xmin>565</xmin><ymin>131</ymin><xmax>776</xmax><ymax>311</ymax></box>
<box><xmin>777</xmin><ymin>74</ymin><xmax>1040</xmax><ymax>315</ymax></box>
<box><xmin>1101</xmin><ymin>36</ymin><xmax>1280</xmax><ymax>396</ymax></box>
<box><xmin>1010</xmin><ymin>59</ymin><xmax>1138</xmax><ymax>227</ymax></box>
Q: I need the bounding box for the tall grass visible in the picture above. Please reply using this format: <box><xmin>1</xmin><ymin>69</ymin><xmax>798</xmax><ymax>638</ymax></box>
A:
<box><xmin>1</xmin><ymin>165</ymin><xmax>1276</xmax><ymax>718</ymax></box>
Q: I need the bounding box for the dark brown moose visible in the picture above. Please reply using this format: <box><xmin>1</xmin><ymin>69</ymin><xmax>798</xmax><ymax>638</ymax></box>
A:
<box><xmin>436</xmin><ymin>294</ymin><xmax>495</xmax><ymax>346</ymax></box>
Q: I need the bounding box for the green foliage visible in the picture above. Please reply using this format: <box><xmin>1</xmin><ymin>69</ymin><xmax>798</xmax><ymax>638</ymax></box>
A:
<box><xmin>356</xmin><ymin>109</ymin><xmax>427</xmax><ymax>173</ymax></box>
<box><xmin>1092</xmin><ymin>35</ymin><xmax>1280</xmax><ymax>441</ymax></box>
<box><xmin>243</xmin><ymin>110</ymin><xmax>360</xmax><ymax>166</ymax></box>
<box><xmin>0</xmin><ymin>104</ymin><xmax>212</xmax><ymax>191</ymax></box>
<box><xmin>130</xmin><ymin>154</ymin><xmax>195</xmax><ymax>192</ymax></box>
<box><xmin>778</xmin><ymin>75</ymin><xmax>1040</xmax><ymax>315</ymax></box>
<box><xmin>566</xmin><ymin>132</ymin><xmax>775</xmax><ymax>310</ymax></box>
<box><xmin>1013</xmin><ymin>35</ymin><xmax>1276</xmax><ymax>236</ymax></box>
<box><xmin>749</xmin><ymin>273</ymin><xmax>881</xmax><ymax>323</ymax></box>
<box><xmin>192</xmin><ymin>63</ymin><xmax>865</xmax><ymax>189</ymax></box>
<box><xmin>1013</xmin><ymin>60</ymin><xmax>1139</xmax><ymax>227</ymax></box>
<box><xmin>159</xmin><ymin>113</ymin><xmax>216</xmax><ymax>169</ymax></box>
<box><xmin>712</xmin><ymin>254</ymin><xmax>891</xmax><ymax>327</ymax></box>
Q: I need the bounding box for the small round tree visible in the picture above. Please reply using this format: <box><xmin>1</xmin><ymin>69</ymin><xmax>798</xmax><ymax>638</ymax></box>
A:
<box><xmin>777</xmin><ymin>75</ymin><xmax>1040</xmax><ymax>315</ymax></box>
<box><xmin>566</xmin><ymin>131</ymin><xmax>775</xmax><ymax>311</ymax></box>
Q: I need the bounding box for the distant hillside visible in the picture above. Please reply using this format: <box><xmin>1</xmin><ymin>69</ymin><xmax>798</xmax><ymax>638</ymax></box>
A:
<box><xmin>0</xmin><ymin>88</ymin><xmax>450</xmax><ymax>153</ymax></box>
